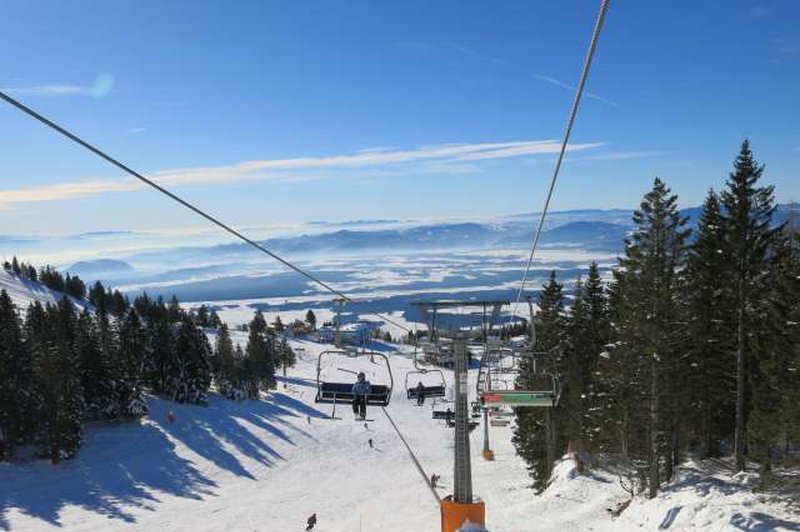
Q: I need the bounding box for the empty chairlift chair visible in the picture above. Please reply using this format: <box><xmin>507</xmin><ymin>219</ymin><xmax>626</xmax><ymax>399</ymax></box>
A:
<box><xmin>480</xmin><ymin>353</ymin><xmax>559</xmax><ymax>408</ymax></box>
<box><xmin>315</xmin><ymin>350</ymin><xmax>394</xmax><ymax>407</ymax></box>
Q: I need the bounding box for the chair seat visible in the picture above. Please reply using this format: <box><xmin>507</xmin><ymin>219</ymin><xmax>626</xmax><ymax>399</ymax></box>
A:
<box><xmin>407</xmin><ymin>386</ymin><xmax>446</xmax><ymax>399</ymax></box>
<box><xmin>315</xmin><ymin>382</ymin><xmax>390</xmax><ymax>405</ymax></box>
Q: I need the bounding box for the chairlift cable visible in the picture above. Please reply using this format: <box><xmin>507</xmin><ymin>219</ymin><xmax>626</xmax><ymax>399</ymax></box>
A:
<box><xmin>511</xmin><ymin>0</ymin><xmax>611</xmax><ymax>317</ymax></box>
<box><xmin>0</xmin><ymin>90</ymin><xmax>411</xmax><ymax>334</ymax></box>
<box><xmin>380</xmin><ymin>406</ymin><xmax>441</xmax><ymax>505</ymax></box>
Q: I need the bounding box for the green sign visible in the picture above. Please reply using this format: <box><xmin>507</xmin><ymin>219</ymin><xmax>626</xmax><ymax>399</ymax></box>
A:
<box><xmin>483</xmin><ymin>392</ymin><xmax>553</xmax><ymax>407</ymax></box>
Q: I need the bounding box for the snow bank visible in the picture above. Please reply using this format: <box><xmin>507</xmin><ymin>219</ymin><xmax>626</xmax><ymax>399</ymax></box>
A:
<box><xmin>617</xmin><ymin>461</ymin><xmax>800</xmax><ymax>531</ymax></box>
<box><xmin>457</xmin><ymin>523</ymin><xmax>491</xmax><ymax>532</ymax></box>
<box><xmin>0</xmin><ymin>269</ymin><xmax>90</xmax><ymax>312</ymax></box>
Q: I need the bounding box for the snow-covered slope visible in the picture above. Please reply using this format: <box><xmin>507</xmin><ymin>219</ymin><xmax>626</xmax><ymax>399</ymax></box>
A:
<box><xmin>1</xmin><ymin>339</ymin><xmax>797</xmax><ymax>531</ymax></box>
<box><xmin>0</xmin><ymin>269</ymin><xmax>90</xmax><ymax>312</ymax></box>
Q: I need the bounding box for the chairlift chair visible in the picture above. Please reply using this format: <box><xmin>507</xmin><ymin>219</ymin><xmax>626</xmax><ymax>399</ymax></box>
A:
<box><xmin>480</xmin><ymin>352</ymin><xmax>559</xmax><ymax>408</ymax></box>
<box><xmin>315</xmin><ymin>349</ymin><xmax>394</xmax><ymax>406</ymax></box>
<box><xmin>405</xmin><ymin>368</ymin><xmax>446</xmax><ymax>400</ymax></box>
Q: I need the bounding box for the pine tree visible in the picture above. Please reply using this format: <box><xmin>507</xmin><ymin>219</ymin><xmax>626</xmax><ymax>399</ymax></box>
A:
<box><xmin>719</xmin><ymin>140</ymin><xmax>783</xmax><ymax>472</ymax></box>
<box><xmin>117</xmin><ymin>310</ymin><xmax>147</xmax><ymax>417</ymax></box>
<box><xmin>34</xmin><ymin>299</ymin><xmax>84</xmax><ymax>462</ymax></box>
<box><xmin>167</xmin><ymin>296</ymin><xmax>182</xmax><ymax>322</ymax></box>
<box><xmin>685</xmin><ymin>190</ymin><xmax>735</xmax><ymax>458</ymax></box>
<box><xmin>608</xmin><ymin>178</ymin><xmax>690</xmax><ymax>497</ymax></box>
<box><xmin>246</xmin><ymin>311</ymin><xmax>276</xmax><ymax>391</ymax></box>
<box><xmin>234</xmin><ymin>345</ymin><xmax>259</xmax><ymax>400</ymax></box>
<box><xmin>209</xmin><ymin>309</ymin><xmax>222</xmax><ymax>329</ymax></box>
<box><xmin>145</xmin><ymin>308</ymin><xmax>175</xmax><ymax>395</ymax></box>
<box><xmin>0</xmin><ymin>290</ymin><xmax>28</xmax><ymax>460</ymax></box>
<box><xmin>305</xmin><ymin>309</ymin><xmax>317</xmax><ymax>331</ymax></box>
<box><xmin>747</xmin><ymin>229</ymin><xmax>798</xmax><ymax>478</ymax></box>
<box><xmin>196</xmin><ymin>305</ymin><xmax>209</xmax><ymax>328</ymax></box>
<box><xmin>513</xmin><ymin>270</ymin><xmax>567</xmax><ymax>492</ymax></box>
<box><xmin>274</xmin><ymin>337</ymin><xmax>296</xmax><ymax>380</ymax></box>
<box><xmin>171</xmin><ymin>316</ymin><xmax>212</xmax><ymax>403</ymax></box>
<box><xmin>75</xmin><ymin>309</ymin><xmax>114</xmax><ymax>420</ymax></box>
<box><xmin>214</xmin><ymin>323</ymin><xmax>236</xmax><ymax>397</ymax></box>
<box><xmin>562</xmin><ymin>262</ymin><xmax>610</xmax><ymax>454</ymax></box>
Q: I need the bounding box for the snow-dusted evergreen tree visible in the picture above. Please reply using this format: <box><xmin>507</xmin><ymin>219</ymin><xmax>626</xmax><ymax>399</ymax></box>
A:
<box><xmin>33</xmin><ymin>299</ymin><xmax>84</xmax><ymax>463</ymax></box>
<box><xmin>75</xmin><ymin>309</ymin><xmax>116</xmax><ymax>420</ymax></box>
<box><xmin>144</xmin><ymin>303</ymin><xmax>174</xmax><ymax>395</ymax></box>
<box><xmin>513</xmin><ymin>270</ymin><xmax>566</xmax><ymax>493</ymax></box>
<box><xmin>234</xmin><ymin>344</ymin><xmax>260</xmax><ymax>399</ymax></box>
<box><xmin>170</xmin><ymin>316</ymin><xmax>212</xmax><ymax>403</ymax></box>
<box><xmin>684</xmin><ymin>189</ymin><xmax>735</xmax><ymax>458</ymax></box>
<box><xmin>274</xmin><ymin>337</ymin><xmax>296</xmax><ymax>380</ymax></box>
<box><xmin>0</xmin><ymin>289</ymin><xmax>28</xmax><ymax>460</ymax></box>
<box><xmin>305</xmin><ymin>309</ymin><xmax>317</xmax><ymax>330</ymax></box>
<box><xmin>117</xmin><ymin>310</ymin><xmax>147</xmax><ymax>417</ymax></box>
<box><xmin>718</xmin><ymin>140</ymin><xmax>784</xmax><ymax>472</ymax></box>
<box><xmin>214</xmin><ymin>323</ymin><xmax>237</xmax><ymax>398</ymax></box>
<box><xmin>606</xmin><ymin>178</ymin><xmax>690</xmax><ymax>497</ymax></box>
<box><xmin>747</xmin><ymin>228</ymin><xmax>798</xmax><ymax>477</ymax></box>
<box><xmin>562</xmin><ymin>262</ymin><xmax>610</xmax><ymax>454</ymax></box>
<box><xmin>246</xmin><ymin>310</ymin><xmax>276</xmax><ymax>391</ymax></box>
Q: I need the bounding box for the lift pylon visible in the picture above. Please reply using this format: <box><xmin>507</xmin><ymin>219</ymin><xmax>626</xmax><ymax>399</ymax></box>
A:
<box><xmin>441</xmin><ymin>335</ymin><xmax>485</xmax><ymax>532</ymax></box>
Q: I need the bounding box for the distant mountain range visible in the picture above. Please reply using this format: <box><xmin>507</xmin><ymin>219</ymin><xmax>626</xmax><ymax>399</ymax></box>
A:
<box><xmin>68</xmin><ymin>259</ymin><xmax>135</xmax><ymax>278</ymax></box>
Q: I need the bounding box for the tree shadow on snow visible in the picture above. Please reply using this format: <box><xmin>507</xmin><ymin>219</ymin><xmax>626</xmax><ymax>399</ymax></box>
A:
<box><xmin>730</xmin><ymin>511</ymin><xmax>800</xmax><ymax>531</ymax></box>
<box><xmin>658</xmin><ymin>506</ymin><xmax>682</xmax><ymax>529</ymax></box>
<box><xmin>0</xmin><ymin>392</ymin><xmax>328</xmax><ymax>530</ymax></box>
<box><xmin>669</xmin><ymin>468</ymin><xmax>743</xmax><ymax>497</ymax></box>
<box><xmin>0</xmin><ymin>423</ymin><xmax>215</xmax><ymax>530</ymax></box>
<box><xmin>275</xmin><ymin>375</ymin><xmax>317</xmax><ymax>388</ymax></box>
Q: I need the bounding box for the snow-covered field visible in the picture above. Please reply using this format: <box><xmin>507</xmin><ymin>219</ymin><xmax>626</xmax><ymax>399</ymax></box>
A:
<box><xmin>2</xmin><ymin>336</ymin><xmax>798</xmax><ymax>531</ymax></box>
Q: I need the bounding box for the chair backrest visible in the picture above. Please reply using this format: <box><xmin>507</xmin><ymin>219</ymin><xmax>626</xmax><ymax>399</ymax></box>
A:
<box><xmin>316</xmin><ymin>382</ymin><xmax>391</xmax><ymax>405</ymax></box>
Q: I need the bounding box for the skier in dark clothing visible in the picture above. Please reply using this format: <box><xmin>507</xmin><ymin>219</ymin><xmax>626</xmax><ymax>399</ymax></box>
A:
<box><xmin>306</xmin><ymin>513</ymin><xmax>317</xmax><ymax>530</ymax></box>
<box><xmin>352</xmin><ymin>372</ymin><xmax>371</xmax><ymax>420</ymax></box>
<box><xmin>415</xmin><ymin>381</ymin><xmax>426</xmax><ymax>405</ymax></box>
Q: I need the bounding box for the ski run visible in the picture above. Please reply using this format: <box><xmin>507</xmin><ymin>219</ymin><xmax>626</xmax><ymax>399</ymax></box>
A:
<box><xmin>1</xmin><ymin>330</ymin><xmax>798</xmax><ymax>531</ymax></box>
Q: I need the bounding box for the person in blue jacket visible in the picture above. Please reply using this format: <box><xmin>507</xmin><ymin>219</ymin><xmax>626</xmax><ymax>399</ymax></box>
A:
<box><xmin>352</xmin><ymin>372</ymin><xmax>371</xmax><ymax>420</ymax></box>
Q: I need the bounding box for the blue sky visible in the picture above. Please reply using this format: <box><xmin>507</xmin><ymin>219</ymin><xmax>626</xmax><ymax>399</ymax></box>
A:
<box><xmin>0</xmin><ymin>0</ymin><xmax>798</xmax><ymax>236</ymax></box>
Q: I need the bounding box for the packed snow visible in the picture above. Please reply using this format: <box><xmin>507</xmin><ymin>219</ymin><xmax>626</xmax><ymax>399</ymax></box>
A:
<box><xmin>2</xmin><ymin>333</ymin><xmax>798</xmax><ymax>531</ymax></box>
<box><xmin>0</xmin><ymin>272</ymin><xmax>797</xmax><ymax>531</ymax></box>
<box><xmin>0</xmin><ymin>269</ymin><xmax>90</xmax><ymax>313</ymax></box>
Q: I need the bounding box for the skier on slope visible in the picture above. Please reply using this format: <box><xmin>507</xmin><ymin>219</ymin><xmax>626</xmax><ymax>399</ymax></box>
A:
<box><xmin>352</xmin><ymin>372</ymin><xmax>371</xmax><ymax>420</ymax></box>
<box><xmin>306</xmin><ymin>513</ymin><xmax>317</xmax><ymax>530</ymax></box>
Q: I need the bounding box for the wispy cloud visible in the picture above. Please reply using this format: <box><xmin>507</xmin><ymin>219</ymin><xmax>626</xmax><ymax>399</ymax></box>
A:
<box><xmin>0</xmin><ymin>139</ymin><xmax>604</xmax><ymax>208</ymax></box>
<box><xmin>395</xmin><ymin>40</ymin><xmax>504</xmax><ymax>66</ymax></box>
<box><xmin>1</xmin><ymin>84</ymin><xmax>90</xmax><ymax>96</ymax></box>
<box><xmin>581</xmin><ymin>151</ymin><xmax>660</xmax><ymax>161</ymax></box>
<box><xmin>442</xmin><ymin>41</ymin><xmax>505</xmax><ymax>66</ymax></box>
<box><xmin>1</xmin><ymin>74</ymin><xmax>115</xmax><ymax>99</ymax></box>
<box><xmin>0</xmin><ymin>180</ymin><xmax>143</xmax><ymax>206</ymax></box>
<box><xmin>773</xmin><ymin>38</ymin><xmax>800</xmax><ymax>55</ymax></box>
<box><xmin>128</xmin><ymin>127</ymin><xmax>146</xmax><ymax>134</ymax></box>
<box><xmin>751</xmin><ymin>4</ymin><xmax>774</xmax><ymax>18</ymax></box>
<box><xmin>422</xmin><ymin>163</ymin><xmax>482</xmax><ymax>175</ymax></box>
<box><xmin>535</xmin><ymin>74</ymin><xmax>618</xmax><ymax>108</ymax></box>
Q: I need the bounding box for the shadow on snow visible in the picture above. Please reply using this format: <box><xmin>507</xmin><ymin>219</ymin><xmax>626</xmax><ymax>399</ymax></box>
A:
<box><xmin>0</xmin><ymin>391</ymin><xmax>328</xmax><ymax>530</ymax></box>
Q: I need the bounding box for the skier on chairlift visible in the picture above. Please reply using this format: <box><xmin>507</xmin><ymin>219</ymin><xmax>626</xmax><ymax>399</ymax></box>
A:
<box><xmin>415</xmin><ymin>381</ymin><xmax>426</xmax><ymax>405</ymax></box>
<box><xmin>352</xmin><ymin>372</ymin><xmax>371</xmax><ymax>420</ymax></box>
